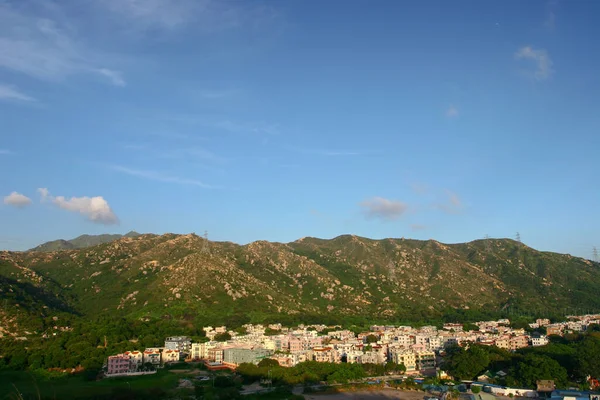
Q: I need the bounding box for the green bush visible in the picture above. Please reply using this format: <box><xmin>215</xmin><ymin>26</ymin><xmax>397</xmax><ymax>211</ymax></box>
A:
<box><xmin>472</xmin><ymin>385</ymin><xmax>482</xmax><ymax>394</ymax></box>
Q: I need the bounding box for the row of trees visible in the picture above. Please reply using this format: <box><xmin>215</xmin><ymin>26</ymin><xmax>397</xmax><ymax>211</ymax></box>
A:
<box><xmin>236</xmin><ymin>358</ymin><xmax>405</xmax><ymax>386</ymax></box>
<box><xmin>0</xmin><ymin>316</ymin><xmax>208</xmax><ymax>373</ymax></box>
<box><xmin>442</xmin><ymin>330</ymin><xmax>600</xmax><ymax>389</ymax></box>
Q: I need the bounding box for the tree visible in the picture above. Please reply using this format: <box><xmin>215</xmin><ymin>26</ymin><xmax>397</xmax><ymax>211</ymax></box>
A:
<box><xmin>575</xmin><ymin>335</ymin><xmax>600</xmax><ymax>379</ymax></box>
<box><xmin>442</xmin><ymin>345</ymin><xmax>490</xmax><ymax>380</ymax></box>
<box><xmin>384</xmin><ymin>361</ymin><xmax>406</xmax><ymax>375</ymax></box>
<box><xmin>235</xmin><ymin>326</ymin><xmax>248</xmax><ymax>336</ymax></box>
<box><xmin>463</xmin><ymin>323</ymin><xmax>479</xmax><ymax>332</ymax></box>
<box><xmin>214</xmin><ymin>332</ymin><xmax>232</xmax><ymax>342</ymax></box>
<box><xmin>506</xmin><ymin>354</ymin><xmax>568</xmax><ymax>388</ymax></box>
<box><xmin>258</xmin><ymin>358</ymin><xmax>280</xmax><ymax>368</ymax></box>
<box><xmin>365</xmin><ymin>334</ymin><xmax>379</xmax><ymax>343</ymax></box>
<box><xmin>472</xmin><ymin>386</ymin><xmax>482</xmax><ymax>394</ymax></box>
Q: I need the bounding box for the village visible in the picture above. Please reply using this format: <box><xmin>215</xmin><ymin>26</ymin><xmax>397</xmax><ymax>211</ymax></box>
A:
<box><xmin>106</xmin><ymin>314</ymin><xmax>600</xmax><ymax>379</ymax></box>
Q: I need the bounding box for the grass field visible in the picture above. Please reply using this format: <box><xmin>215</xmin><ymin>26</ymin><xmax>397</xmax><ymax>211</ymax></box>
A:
<box><xmin>0</xmin><ymin>369</ymin><xmax>180</xmax><ymax>400</ymax></box>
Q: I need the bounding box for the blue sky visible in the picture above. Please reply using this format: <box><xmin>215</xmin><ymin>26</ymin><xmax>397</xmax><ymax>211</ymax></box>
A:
<box><xmin>1</xmin><ymin>0</ymin><xmax>598</xmax><ymax>259</ymax></box>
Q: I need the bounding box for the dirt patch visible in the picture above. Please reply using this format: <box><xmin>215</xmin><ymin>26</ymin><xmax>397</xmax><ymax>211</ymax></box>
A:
<box><xmin>305</xmin><ymin>389</ymin><xmax>431</xmax><ymax>400</ymax></box>
<box><xmin>169</xmin><ymin>369</ymin><xmax>204</xmax><ymax>374</ymax></box>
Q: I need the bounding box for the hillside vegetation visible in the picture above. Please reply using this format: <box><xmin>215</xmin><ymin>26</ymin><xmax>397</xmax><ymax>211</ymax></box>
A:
<box><xmin>1</xmin><ymin>233</ymin><xmax>599</xmax><ymax>336</ymax></box>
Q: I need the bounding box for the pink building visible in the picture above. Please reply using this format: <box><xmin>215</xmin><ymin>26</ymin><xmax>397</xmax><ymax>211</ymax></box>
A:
<box><xmin>288</xmin><ymin>337</ymin><xmax>303</xmax><ymax>353</ymax></box>
<box><xmin>107</xmin><ymin>354</ymin><xmax>131</xmax><ymax>374</ymax></box>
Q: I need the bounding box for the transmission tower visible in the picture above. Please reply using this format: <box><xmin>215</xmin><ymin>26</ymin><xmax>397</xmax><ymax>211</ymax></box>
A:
<box><xmin>201</xmin><ymin>231</ymin><xmax>210</xmax><ymax>254</ymax></box>
<box><xmin>515</xmin><ymin>232</ymin><xmax>521</xmax><ymax>243</ymax></box>
<box><xmin>484</xmin><ymin>234</ymin><xmax>491</xmax><ymax>251</ymax></box>
<box><xmin>593</xmin><ymin>246</ymin><xmax>599</xmax><ymax>262</ymax></box>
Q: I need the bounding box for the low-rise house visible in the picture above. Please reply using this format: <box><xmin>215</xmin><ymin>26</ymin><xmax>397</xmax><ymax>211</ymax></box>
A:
<box><xmin>443</xmin><ymin>323</ymin><xmax>463</xmax><ymax>332</ymax></box>
<box><xmin>163</xmin><ymin>349</ymin><xmax>181</xmax><ymax>363</ymax></box>
<box><xmin>143</xmin><ymin>348</ymin><xmax>161</xmax><ymax>365</ymax></box>
<box><xmin>531</xmin><ymin>335</ymin><xmax>549</xmax><ymax>347</ymax></box>
<box><xmin>547</xmin><ymin>324</ymin><xmax>564</xmax><ymax>336</ymax></box>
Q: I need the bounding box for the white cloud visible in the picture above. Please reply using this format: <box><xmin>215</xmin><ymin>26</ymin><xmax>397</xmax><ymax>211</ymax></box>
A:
<box><xmin>0</xmin><ymin>149</ymin><xmax>11</xmax><ymax>155</ymax></box>
<box><xmin>212</xmin><ymin>120</ymin><xmax>280</xmax><ymax>136</ymax></box>
<box><xmin>360</xmin><ymin>197</ymin><xmax>408</xmax><ymax>221</ymax></box>
<box><xmin>544</xmin><ymin>0</ymin><xmax>557</xmax><ymax>29</ymax></box>
<box><xmin>110</xmin><ymin>165</ymin><xmax>215</xmax><ymax>188</ymax></box>
<box><xmin>198</xmin><ymin>89</ymin><xmax>239</xmax><ymax>99</ymax></box>
<box><xmin>3</xmin><ymin>192</ymin><xmax>32</xmax><ymax>208</ymax></box>
<box><xmin>37</xmin><ymin>187</ymin><xmax>49</xmax><ymax>199</ymax></box>
<box><xmin>411</xmin><ymin>183</ymin><xmax>429</xmax><ymax>195</ymax></box>
<box><xmin>97</xmin><ymin>0</ymin><xmax>275</xmax><ymax>34</ymax></box>
<box><xmin>288</xmin><ymin>146</ymin><xmax>361</xmax><ymax>156</ymax></box>
<box><xmin>96</xmin><ymin>68</ymin><xmax>126</xmax><ymax>87</ymax></box>
<box><xmin>0</xmin><ymin>84</ymin><xmax>36</xmax><ymax>102</ymax></box>
<box><xmin>445</xmin><ymin>105</ymin><xmax>459</xmax><ymax>118</ymax></box>
<box><xmin>435</xmin><ymin>190</ymin><xmax>464</xmax><ymax>214</ymax></box>
<box><xmin>37</xmin><ymin>188</ymin><xmax>118</xmax><ymax>224</ymax></box>
<box><xmin>101</xmin><ymin>0</ymin><xmax>199</xmax><ymax>30</ymax></box>
<box><xmin>0</xmin><ymin>3</ymin><xmax>124</xmax><ymax>85</ymax></box>
<box><xmin>515</xmin><ymin>46</ymin><xmax>554</xmax><ymax>80</ymax></box>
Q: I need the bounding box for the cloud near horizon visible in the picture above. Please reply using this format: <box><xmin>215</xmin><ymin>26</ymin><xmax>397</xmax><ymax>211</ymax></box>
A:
<box><xmin>3</xmin><ymin>192</ymin><xmax>32</xmax><ymax>208</ymax></box>
<box><xmin>515</xmin><ymin>46</ymin><xmax>553</xmax><ymax>80</ymax></box>
<box><xmin>360</xmin><ymin>197</ymin><xmax>408</xmax><ymax>221</ymax></box>
<box><xmin>38</xmin><ymin>188</ymin><xmax>118</xmax><ymax>224</ymax></box>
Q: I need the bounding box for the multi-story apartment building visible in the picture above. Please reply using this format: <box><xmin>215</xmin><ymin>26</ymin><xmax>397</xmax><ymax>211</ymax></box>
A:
<box><xmin>165</xmin><ymin>336</ymin><xmax>192</xmax><ymax>354</ymax></box>
<box><xmin>509</xmin><ymin>335</ymin><xmax>530</xmax><ymax>351</ymax></box>
<box><xmin>207</xmin><ymin>348</ymin><xmax>224</xmax><ymax>364</ymax></box>
<box><xmin>390</xmin><ymin>349</ymin><xmax>416</xmax><ymax>372</ymax></box>
<box><xmin>223</xmin><ymin>348</ymin><xmax>272</xmax><ymax>366</ymax></box>
<box><xmin>494</xmin><ymin>336</ymin><xmax>510</xmax><ymax>350</ymax></box>
<box><xmin>313</xmin><ymin>347</ymin><xmax>337</xmax><ymax>363</ymax></box>
<box><xmin>124</xmin><ymin>351</ymin><xmax>143</xmax><ymax>370</ymax></box>
<box><xmin>415</xmin><ymin>350</ymin><xmax>436</xmax><ymax>370</ymax></box>
<box><xmin>107</xmin><ymin>354</ymin><xmax>131</xmax><ymax>374</ymax></box>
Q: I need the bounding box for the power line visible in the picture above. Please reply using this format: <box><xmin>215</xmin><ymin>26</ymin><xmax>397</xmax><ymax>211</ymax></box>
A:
<box><xmin>515</xmin><ymin>232</ymin><xmax>521</xmax><ymax>243</ymax></box>
<box><xmin>593</xmin><ymin>246</ymin><xmax>599</xmax><ymax>262</ymax></box>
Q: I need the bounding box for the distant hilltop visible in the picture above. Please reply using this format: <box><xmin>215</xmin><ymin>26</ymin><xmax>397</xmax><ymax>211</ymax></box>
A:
<box><xmin>29</xmin><ymin>231</ymin><xmax>141</xmax><ymax>251</ymax></box>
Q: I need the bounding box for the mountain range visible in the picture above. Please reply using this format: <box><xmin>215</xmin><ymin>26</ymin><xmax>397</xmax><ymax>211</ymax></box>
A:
<box><xmin>1</xmin><ymin>233</ymin><xmax>599</xmax><ymax>337</ymax></box>
<box><xmin>28</xmin><ymin>231</ymin><xmax>141</xmax><ymax>252</ymax></box>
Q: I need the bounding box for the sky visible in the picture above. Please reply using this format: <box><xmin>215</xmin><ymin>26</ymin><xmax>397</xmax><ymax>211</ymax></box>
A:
<box><xmin>0</xmin><ymin>0</ymin><xmax>599</xmax><ymax>259</ymax></box>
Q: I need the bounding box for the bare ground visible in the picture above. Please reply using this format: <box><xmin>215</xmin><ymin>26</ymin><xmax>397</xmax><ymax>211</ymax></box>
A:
<box><xmin>305</xmin><ymin>389</ymin><xmax>433</xmax><ymax>400</ymax></box>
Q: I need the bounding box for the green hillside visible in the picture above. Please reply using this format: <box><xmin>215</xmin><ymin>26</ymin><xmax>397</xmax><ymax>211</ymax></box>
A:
<box><xmin>1</xmin><ymin>233</ymin><xmax>599</xmax><ymax>337</ymax></box>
